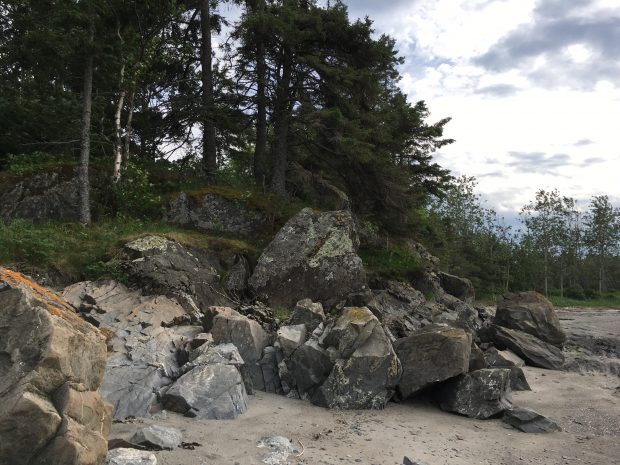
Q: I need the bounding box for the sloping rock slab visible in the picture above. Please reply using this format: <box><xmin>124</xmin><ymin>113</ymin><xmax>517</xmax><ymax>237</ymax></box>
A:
<box><xmin>249</xmin><ymin>208</ymin><xmax>366</xmax><ymax>308</ymax></box>
<box><xmin>435</xmin><ymin>368</ymin><xmax>512</xmax><ymax>419</ymax></box>
<box><xmin>503</xmin><ymin>407</ymin><xmax>561</xmax><ymax>433</ymax></box>
<box><xmin>394</xmin><ymin>326</ymin><xmax>472</xmax><ymax>399</ymax></box>
<box><xmin>483</xmin><ymin>347</ymin><xmax>530</xmax><ymax>391</ymax></box>
<box><xmin>438</xmin><ymin>271</ymin><xmax>475</xmax><ymax>303</ymax></box>
<box><xmin>489</xmin><ymin>325</ymin><xmax>565</xmax><ymax>370</ymax></box>
<box><xmin>494</xmin><ymin>291</ymin><xmax>565</xmax><ymax>347</ymax></box>
<box><xmin>0</xmin><ymin>268</ymin><xmax>110</xmax><ymax>465</ymax></box>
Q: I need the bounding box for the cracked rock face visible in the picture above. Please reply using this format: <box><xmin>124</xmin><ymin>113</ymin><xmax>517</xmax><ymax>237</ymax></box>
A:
<box><xmin>249</xmin><ymin>208</ymin><xmax>366</xmax><ymax>308</ymax></box>
<box><xmin>0</xmin><ymin>268</ymin><xmax>111</xmax><ymax>465</ymax></box>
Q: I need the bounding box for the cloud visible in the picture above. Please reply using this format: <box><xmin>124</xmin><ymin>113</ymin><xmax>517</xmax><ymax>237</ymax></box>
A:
<box><xmin>507</xmin><ymin>151</ymin><xmax>572</xmax><ymax>174</ymax></box>
<box><xmin>574</xmin><ymin>138</ymin><xmax>594</xmax><ymax>146</ymax></box>
<box><xmin>583</xmin><ymin>156</ymin><xmax>606</xmax><ymax>165</ymax></box>
<box><xmin>474</xmin><ymin>84</ymin><xmax>521</xmax><ymax>97</ymax></box>
<box><xmin>474</xmin><ymin>1</ymin><xmax>620</xmax><ymax>88</ymax></box>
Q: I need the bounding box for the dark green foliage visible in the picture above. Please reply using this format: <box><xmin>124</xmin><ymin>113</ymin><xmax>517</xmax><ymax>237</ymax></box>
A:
<box><xmin>359</xmin><ymin>246</ymin><xmax>423</xmax><ymax>282</ymax></box>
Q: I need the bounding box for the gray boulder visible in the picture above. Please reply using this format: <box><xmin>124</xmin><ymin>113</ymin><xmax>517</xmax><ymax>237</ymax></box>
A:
<box><xmin>469</xmin><ymin>343</ymin><xmax>487</xmax><ymax>372</ymax></box>
<box><xmin>489</xmin><ymin>325</ymin><xmax>565</xmax><ymax>370</ymax></box>
<box><xmin>105</xmin><ymin>448</ymin><xmax>157</xmax><ymax>465</ymax></box>
<box><xmin>165</xmin><ymin>191</ymin><xmax>268</xmax><ymax>235</ymax></box>
<box><xmin>438</xmin><ymin>271</ymin><xmax>475</xmax><ymax>303</ymax></box>
<box><xmin>249</xmin><ymin>208</ymin><xmax>366</xmax><ymax>308</ymax></box>
<box><xmin>0</xmin><ymin>268</ymin><xmax>110</xmax><ymax>465</ymax></box>
<box><xmin>130</xmin><ymin>425</ymin><xmax>183</xmax><ymax>450</ymax></box>
<box><xmin>276</xmin><ymin>324</ymin><xmax>307</xmax><ymax>358</ymax></box>
<box><xmin>162</xmin><ymin>363</ymin><xmax>248</xmax><ymax>419</ymax></box>
<box><xmin>502</xmin><ymin>407</ymin><xmax>561</xmax><ymax>433</ymax></box>
<box><xmin>435</xmin><ymin>368</ymin><xmax>513</xmax><ymax>419</ymax></box>
<box><xmin>287</xmin><ymin>339</ymin><xmax>333</xmax><ymax>398</ymax></box>
<box><xmin>494</xmin><ymin>291</ymin><xmax>566</xmax><ymax>347</ymax></box>
<box><xmin>483</xmin><ymin>347</ymin><xmax>531</xmax><ymax>391</ymax></box>
<box><xmin>288</xmin><ymin>298</ymin><xmax>325</xmax><ymax>331</ymax></box>
<box><xmin>394</xmin><ymin>326</ymin><xmax>472</xmax><ymax>399</ymax></box>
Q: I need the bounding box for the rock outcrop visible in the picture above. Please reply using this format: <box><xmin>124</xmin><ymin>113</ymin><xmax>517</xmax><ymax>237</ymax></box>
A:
<box><xmin>494</xmin><ymin>292</ymin><xmax>566</xmax><ymax>347</ymax></box>
<box><xmin>249</xmin><ymin>208</ymin><xmax>366</xmax><ymax>308</ymax></box>
<box><xmin>0</xmin><ymin>268</ymin><xmax>111</xmax><ymax>465</ymax></box>
<box><xmin>165</xmin><ymin>191</ymin><xmax>268</xmax><ymax>235</ymax></box>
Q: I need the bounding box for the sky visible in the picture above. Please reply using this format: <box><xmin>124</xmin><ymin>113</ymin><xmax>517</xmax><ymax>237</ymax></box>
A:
<box><xmin>340</xmin><ymin>0</ymin><xmax>620</xmax><ymax>217</ymax></box>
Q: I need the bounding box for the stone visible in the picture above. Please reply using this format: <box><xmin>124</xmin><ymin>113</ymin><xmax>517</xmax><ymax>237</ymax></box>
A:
<box><xmin>403</xmin><ymin>458</ymin><xmax>430</xmax><ymax>465</ymax></box>
<box><xmin>257</xmin><ymin>436</ymin><xmax>298</xmax><ymax>465</ymax></box>
<box><xmin>63</xmin><ymin>280</ymin><xmax>203</xmax><ymax>419</ymax></box>
<box><xmin>394</xmin><ymin>326</ymin><xmax>472</xmax><ymax>399</ymax></box>
<box><xmin>369</xmin><ymin>281</ymin><xmax>429</xmax><ymax>338</ymax></box>
<box><xmin>287</xmin><ymin>339</ymin><xmax>333</xmax><ymax>398</ymax></box>
<box><xmin>162</xmin><ymin>363</ymin><xmax>248</xmax><ymax>419</ymax></box>
<box><xmin>130</xmin><ymin>425</ymin><xmax>183</xmax><ymax>450</ymax></box>
<box><xmin>483</xmin><ymin>347</ymin><xmax>531</xmax><ymax>391</ymax></box>
<box><xmin>312</xmin><ymin>308</ymin><xmax>402</xmax><ymax>409</ymax></box>
<box><xmin>249</xmin><ymin>208</ymin><xmax>366</xmax><ymax>308</ymax></box>
<box><xmin>0</xmin><ymin>268</ymin><xmax>110</xmax><ymax>465</ymax></box>
<box><xmin>288</xmin><ymin>298</ymin><xmax>325</xmax><ymax>331</ymax></box>
<box><xmin>121</xmin><ymin>235</ymin><xmax>233</xmax><ymax>313</ymax></box>
<box><xmin>0</xmin><ymin>170</ymin><xmax>79</xmax><ymax>224</ymax></box>
<box><xmin>435</xmin><ymin>368</ymin><xmax>513</xmax><ymax>419</ymax></box>
<box><xmin>488</xmin><ymin>325</ymin><xmax>565</xmax><ymax>370</ymax></box>
<box><xmin>502</xmin><ymin>407</ymin><xmax>561</xmax><ymax>433</ymax></box>
<box><xmin>165</xmin><ymin>191</ymin><xmax>268</xmax><ymax>235</ymax></box>
<box><xmin>438</xmin><ymin>271</ymin><xmax>475</xmax><ymax>303</ymax></box>
<box><xmin>494</xmin><ymin>291</ymin><xmax>566</xmax><ymax>347</ymax></box>
<box><xmin>276</xmin><ymin>324</ymin><xmax>307</xmax><ymax>358</ymax></box>
<box><xmin>105</xmin><ymin>448</ymin><xmax>157</xmax><ymax>465</ymax></box>
<box><xmin>469</xmin><ymin>343</ymin><xmax>487</xmax><ymax>372</ymax></box>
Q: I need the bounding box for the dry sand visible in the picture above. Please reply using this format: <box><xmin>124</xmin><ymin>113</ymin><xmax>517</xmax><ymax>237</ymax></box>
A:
<box><xmin>111</xmin><ymin>367</ymin><xmax>620</xmax><ymax>465</ymax></box>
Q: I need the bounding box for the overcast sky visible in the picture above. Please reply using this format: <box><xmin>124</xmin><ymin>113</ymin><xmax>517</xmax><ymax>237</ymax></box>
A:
<box><xmin>341</xmin><ymin>0</ymin><xmax>620</xmax><ymax>216</ymax></box>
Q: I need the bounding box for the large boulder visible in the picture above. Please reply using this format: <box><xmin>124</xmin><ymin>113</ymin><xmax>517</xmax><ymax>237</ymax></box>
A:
<box><xmin>121</xmin><ymin>235</ymin><xmax>234</xmax><ymax>314</ymax></box>
<box><xmin>288</xmin><ymin>298</ymin><xmax>325</xmax><ymax>332</ymax></box>
<box><xmin>435</xmin><ymin>368</ymin><xmax>513</xmax><ymax>419</ymax></box>
<box><xmin>494</xmin><ymin>292</ymin><xmax>565</xmax><ymax>347</ymax></box>
<box><xmin>488</xmin><ymin>325</ymin><xmax>565</xmax><ymax>370</ymax></box>
<box><xmin>437</xmin><ymin>271</ymin><xmax>475</xmax><ymax>303</ymax></box>
<box><xmin>483</xmin><ymin>347</ymin><xmax>530</xmax><ymax>391</ymax></box>
<box><xmin>0</xmin><ymin>170</ymin><xmax>79</xmax><ymax>224</ymax></box>
<box><xmin>162</xmin><ymin>345</ymin><xmax>248</xmax><ymax>420</ymax></box>
<box><xmin>165</xmin><ymin>191</ymin><xmax>268</xmax><ymax>235</ymax></box>
<box><xmin>63</xmin><ymin>280</ymin><xmax>203</xmax><ymax>419</ymax></box>
<box><xmin>394</xmin><ymin>326</ymin><xmax>472</xmax><ymax>399</ymax></box>
<box><xmin>249</xmin><ymin>208</ymin><xmax>366</xmax><ymax>308</ymax></box>
<box><xmin>0</xmin><ymin>268</ymin><xmax>111</xmax><ymax>465</ymax></box>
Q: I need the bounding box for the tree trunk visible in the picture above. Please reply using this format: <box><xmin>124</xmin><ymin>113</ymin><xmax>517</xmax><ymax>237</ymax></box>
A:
<box><xmin>200</xmin><ymin>0</ymin><xmax>217</xmax><ymax>179</ymax></box>
<box><xmin>252</xmin><ymin>0</ymin><xmax>268</xmax><ymax>189</ymax></box>
<box><xmin>543</xmin><ymin>248</ymin><xmax>548</xmax><ymax>297</ymax></box>
<box><xmin>112</xmin><ymin>65</ymin><xmax>126</xmax><ymax>182</ymax></box>
<box><xmin>79</xmin><ymin>21</ymin><xmax>94</xmax><ymax>226</ymax></box>
<box><xmin>123</xmin><ymin>87</ymin><xmax>135</xmax><ymax>161</ymax></box>
<box><xmin>270</xmin><ymin>49</ymin><xmax>293</xmax><ymax>195</ymax></box>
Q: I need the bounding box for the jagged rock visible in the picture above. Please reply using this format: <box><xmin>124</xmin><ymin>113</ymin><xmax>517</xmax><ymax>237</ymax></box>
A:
<box><xmin>403</xmin><ymin>458</ymin><xmax>430</xmax><ymax>465</ymax></box>
<box><xmin>210</xmin><ymin>306</ymin><xmax>270</xmax><ymax>389</ymax></box>
<box><xmin>105</xmin><ymin>448</ymin><xmax>157</xmax><ymax>465</ymax></box>
<box><xmin>258</xmin><ymin>346</ymin><xmax>284</xmax><ymax>394</ymax></box>
<box><xmin>288</xmin><ymin>298</ymin><xmax>325</xmax><ymax>331</ymax></box>
<box><xmin>483</xmin><ymin>347</ymin><xmax>531</xmax><ymax>391</ymax></box>
<box><xmin>438</xmin><ymin>271</ymin><xmax>475</xmax><ymax>303</ymax></box>
<box><xmin>286</xmin><ymin>339</ymin><xmax>333</xmax><ymax>397</ymax></box>
<box><xmin>121</xmin><ymin>235</ymin><xmax>233</xmax><ymax>313</ymax></box>
<box><xmin>63</xmin><ymin>280</ymin><xmax>202</xmax><ymax>419</ymax></box>
<box><xmin>287</xmin><ymin>161</ymin><xmax>350</xmax><ymax>210</ymax></box>
<box><xmin>162</xmin><ymin>362</ymin><xmax>248</xmax><ymax>419</ymax></box>
<box><xmin>494</xmin><ymin>292</ymin><xmax>566</xmax><ymax>347</ymax></box>
<box><xmin>249</xmin><ymin>208</ymin><xmax>366</xmax><ymax>308</ymax></box>
<box><xmin>488</xmin><ymin>325</ymin><xmax>565</xmax><ymax>370</ymax></box>
<box><xmin>223</xmin><ymin>253</ymin><xmax>251</xmax><ymax>297</ymax></box>
<box><xmin>312</xmin><ymin>307</ymin><xmax>402</xmax><ymax>409</ymax></box>
<box><xmin>0</xmin><ymin>268</ymin><xmax>110</xmax><ymax>465</ymax></box>
<box><xmin>238</xmin><ymin>303</ymin><xmax>278</xmax><ymax>333</ymax></box>
<box><xmin>130</xmin><ymin>425</ymin><xmax>183</xmax><ymax>450</ymax></box>
<box><xmin>435</xmin><ymin>368</ymin><xmax>513</xmax><ymax>419</ymax></box>
<box><xmin>394</xmin><ymin>326</ymin><xmax>472</xmax><ymax>399</ymax></box>
<box><xmin>502</xmin><ymin>407</ymin><xmax>561</xmax><ymax>433</ymax></box>
<box><xmin>257</xmin><ymin>436</ymin><xmax>299</xmax><ymax>465</ymax></box>
<box><xmin>469</xmin><ymin>343</ymin><xmax>487</xmax><ymax>372</ymax></box>
<box><xmin>0</xmin><ymin>170</ymin><xmax>79</xmax><ymax>224</ymax></box>
<box><xmin>435</xmin><ymin>293</ymin><xmax>481</xmax><ymax>333</ymax></box>
<box><xmin>165</xmin><ymin>191</ymin><xmax>268</xmax><ymax>235</ymax></box>
<box><xmin>369</xmin><ymin>281</ymin><xmax>428</xmax><ymax>338</ymax></box>
<box><xmin>276</xmin><ymin>325</ymin><xmax>307</xmax><ymax>358</ymax></box>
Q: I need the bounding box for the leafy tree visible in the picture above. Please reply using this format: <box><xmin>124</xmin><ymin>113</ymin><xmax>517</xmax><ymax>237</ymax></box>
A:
<box><xmin>585</xmin><ymin>195</ymin><xmax>620</xmax><ymax>294</ymax></box>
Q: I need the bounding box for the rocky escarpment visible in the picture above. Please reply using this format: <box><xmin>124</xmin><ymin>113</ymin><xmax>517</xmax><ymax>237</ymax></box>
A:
<box><xmin>0</xmin><ymin>268</ymin><xmax>111</xmax><ymax>465</ymax></box>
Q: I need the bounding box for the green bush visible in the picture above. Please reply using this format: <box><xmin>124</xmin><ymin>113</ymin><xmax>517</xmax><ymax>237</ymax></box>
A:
<box><xmin>359</xmin><ymin>246</ymin><xmax>422</xmax><ymax>282</ymax></box>
<box><xmin>565</xmin><ymin>285</ymin><xmax>585</xmax><ymax>300</ymax></box>
<box><xmin>6</xmin><ymin>152</ymin><xmax>74</xmax><ymax>175</ymax></box>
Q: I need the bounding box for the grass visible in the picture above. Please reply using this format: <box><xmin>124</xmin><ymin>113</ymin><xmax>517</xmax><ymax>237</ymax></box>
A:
<box><xmin>359</xmin><ymin>245</ymin><xmax>423</xmax><ymax>282</ymax></box>
<box><xmin>0</xmin><ymin>218</ymin><xmax>256</xmax><ymax>284</ymax></box>
<box><xmin>548</xmin><ymin>293</ymin><xmax>620</xmax><ymax>309</ymax></box>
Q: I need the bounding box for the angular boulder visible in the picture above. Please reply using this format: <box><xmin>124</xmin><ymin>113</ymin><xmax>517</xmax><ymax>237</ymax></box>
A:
<box><xmin>394</xmin><ymin>326</ymin><xmax>472</xmax><ymax>399</ymax></box>
<box><xmin>249</xmin><ymin>208</ymin><xmax>366</xmax><ymax>308</ymax></box>
<box><xmin>130</xmin><ymin>425</ymin><xmax>183</xmax><ymax>451</ymax></box>
<box><xmin>276</xmin><ymin>325</ymin><xmax>307</xmax><ymax>358</ymax></box>
<box><xmin>0</xmin><ymin>268</ymin><xmax>111</xmax><ymax>465</ymax></box>
<box><xmin>483</xmin><ymin>347</ymin><xmax>530</xmax><ymax>391</ymax></box>
<box><xmin>438</xmin><ymin>271</ymin><xmax>475</xmax><ymax>303</ymax></box>
<box><xmin>288</xmin><ymin>298</ymin><xmax>325</xmax><ymax>331</ymax></box>
<box><xmin>105</xmin><ymin>448</ymin><xmax>157</xmax><ymax>465</ymax></box>
<box><xmin>494</xmin><ymin>291</ymin><xmax>565</xmax><ymax>347</ymax></box>
<box><xmin>435</xmin><ymin>368</ymin><xmax>513</xmax><ymax>419</ymax></box>
<box><xmin>502</xmin><ymin>407</ymin><xmax>561</xmax><ymax>433</ymax></box>
<box><xmin>489</xmin><ymin>325</ymin><xmax>565</xmax><ymax>370</ymax></box>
